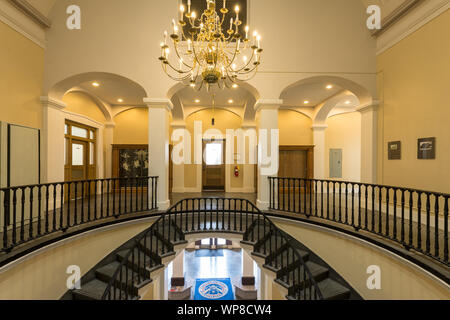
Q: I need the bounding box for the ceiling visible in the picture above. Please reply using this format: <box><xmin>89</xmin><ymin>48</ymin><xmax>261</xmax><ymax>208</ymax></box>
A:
<box><xmin>281</xmin><ymin>82</ymin><xmax>343</xmax><ymax>108</ymax></box>
<box><xmin>77</xmin><ymin>76</ymin><xmax>147</xmax><ymax>107</ymax></box>
<box><xmin>175</xmin><ymin>85</ymin><xmax>252</xmax><ymax>109</ymax></box>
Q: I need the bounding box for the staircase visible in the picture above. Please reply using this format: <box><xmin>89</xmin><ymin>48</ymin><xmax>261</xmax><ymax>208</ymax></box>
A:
<box><xmin>64</xmin><ymin>198</ymin><xmax>361</xmax><ymax>300</ymax></box>
<box><xmin>242</xmin><ymin>220</ymin><xmax>360</xmax><ymax>300</ymax></box>
<box><xmin>69</xmin><ymin>219</ymin><xmax>186</xmax><ymax>300</ymax></box>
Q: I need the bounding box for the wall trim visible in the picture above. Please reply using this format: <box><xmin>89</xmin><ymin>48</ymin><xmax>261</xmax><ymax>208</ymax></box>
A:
<box><xmin>8</xmin><ymin>0</ymin><xmax>51</xmax><ymax>28</ymax></box>
<box><xmin>0</xmin><ymin>0</ymin><xmax>46</xmax><ymax>48</ymax></box>
<box><xmin>376</xmin><ymin>0</ymin><xmax>449</xmax><ymax>55</ymax></box>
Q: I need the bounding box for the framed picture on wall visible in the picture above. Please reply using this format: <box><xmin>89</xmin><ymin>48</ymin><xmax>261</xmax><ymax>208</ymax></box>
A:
<box><xmin>388</xmin><ymin>141</ymin><xmax>401</xmax><ymax>160</ymax></box>
<box><xmin>418</xmin><ymin>137</ymin><xmax>436</xmax><ymax>160</ymax></box>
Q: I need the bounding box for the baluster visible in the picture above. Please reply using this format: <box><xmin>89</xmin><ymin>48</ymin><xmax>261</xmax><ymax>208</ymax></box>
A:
<box><xmin>3</xmin><ymin>190</ymin><xmax>10</xmax><ymax>249</ymax></box>
<box><xmin>60</xmin><ymin>184</ymin><xmax>64</xmax><ymax>230</ymax></box>
<box><xmin>417</xmin><ymin>192</ymin><xmax>422</xmax><ymax>252</ymax></box>
<box><xmin>409</xmin><ymin>191</ymin><xmax>414</xmax><ymax>248</ymax></box>
<box><xmin>29</xmin><ymin>187</ymin><xmax>34</xmax><ymax>240</ymax></box>
<box><xmin>118</xmin><ymin>179</ymin><xmax>122</xmax><ymax>216</ymax></box>
<box><xmin>426</xmin><ymin>193</ymin><xmax>431</xmax><ymax>254</ymax></box>
<box><xmin>364</xmin><ymin>185</ymin><xmax>368</xmax><ymax>230</ymax></box>
<box><xmin>332</xmin><ymin>182</ymin><xmax>336</xmax><ymax>221</ymax></box>
<box><xmin>124</xmin><ymin>178</ymin><xmax>128</xmax><ymax>215</ymax></box>
<box><xmin>378</xmin><ymin>187</ymin><xmax>382</xmax><ymax>235</ymax></box>
<box><xmin>357</xmin><ymin>184</ymin><xmax>361</xmax><ymax>229</ymax></box>
<box><xmin>444</xmin><ymin>197</ymin><xmax>448</xmax><ymax>263</ymax></box>
<box><xmin>401</xmin><ymin>190</ymin><xmax>405</xmax><ymax>244</ymax></box>
<box><xmin>309</xmin><ymin>180</ymin><xmax>312</xmax><ymax>216</ymax></box>
<box><xmin>20</xmin><ymin>188</ymin><xmax>25</xmax><ymax>242</ymax></box>
<box><xmin>351</xmin><ymin>184</ymin><xmax>354</xmax><ymax>227</ymax></box>
<box><xmin>320</xmin><ymin>181</ymin><xmax>324</xmax><ymax>218</ymax></box>
<box><xmin>100</xmin><ymin>180</ymin><xmax>104</xmax><ymax>218</ymax></box>
<box><xmin>386</xmin><ymin>188</ymin><xmax>390</xmax><ymax>238</ymax></box>
<box><xmin>94</xmin><ymin>180</ymin><xmax>98</xmax><ymax>220</ymax></box>
<box><xmin>52</xmin><ymin>184</ymin><xmax>57</xmax><ymax>232</ymax></box>
<box><xmin>326</xmin><ymin>182</ymin><xmax>330</xmax><ymax>220</ymax></box>
<box><xmin>371</xmin><ymin>186</ymin><xmax>375</xmax><ymax>232</ymax></box>
<box><xmin>45</xmin><ymin>186</ymin><xmax>49</xmax><ymax>234</ymax></box>
<box><xmin>314</xmin><ymin>180</ymin><xmax>318</xmax><ymax>217</ymax></box>
<box><xmin>12</xmin><ymin>189</ymin><xmax>17</xmax><ymax>245</ymax></box>
<box><xmin>393</xmin><ymin>189</ymin><xmax>398</xmax><ymax>240</ymax></box>
<box><xmin>434</xmin><ymin>195</ymin><xmax>439</xmax><ymax>259</ymax></box>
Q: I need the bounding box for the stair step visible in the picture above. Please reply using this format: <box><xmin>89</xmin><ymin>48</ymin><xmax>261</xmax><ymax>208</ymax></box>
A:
<box><xmin>72</xmin><ymin>279</ymin><xmax>136</xmax><ymax>300</ymax></box>
<box><xmin>275</xmin><ymin>261</ymin><xmax>329</xmax><ymax>288</ymax></box>
<box><xmin>96</xmin><ymin>261</ymin><xmax>148</xmax><ymax>287</ymax></box>
<box><xmin>265</xmin><ymin>250</ymin><xmax>311</xmax><ymax>272</ymax></box>
<box><xmin>294</xmin><ymin>278</ymin><xmax>351</xmax><ymax>300</ymax></box>
<box><xmin>116</xmin><ymin>248</ymin><xmax>162</xmax><ymax>277</ymax></box>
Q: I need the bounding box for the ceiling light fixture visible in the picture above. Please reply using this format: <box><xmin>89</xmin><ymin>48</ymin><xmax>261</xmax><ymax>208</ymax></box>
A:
<box><xmin>228</xmin><ymin>99</ymin><xmax>234</xmax><ymax>104</ymax></box>
<box><xmin>195</xmin><ymin>99</ymin><xmax>200</xmax><ymax>103</ymax></box>
<box><xmin>117</xmin><ymin>98</ymin><xmax>124</xmax><ymax>103</ymax></box>
<box><xmin>232</xmin><ymin>83</ymin><xmax>239</xmax><ymax>89</ymax></box>
<box><xmin>92</xmin><ymin>82</ymin><xmax>100</xmax><ymax>87</ymax></box>
<box><xmin>304</xmin><ymin>100</ymin><xmax>310</xmax><ymax>105</ymax></box>
<box><xmin>159</xmin><ymin>0</ymin><xmax>263</xmax><ymax>91</ymax></box>
<box><xmin>326</xmin><ymin>85</ymin><xmax>333</xmax><ymax>89</ymax></box>
<box><xmin>345</xmin><ymin>100</ymin><xmax>351</xmax><ymax>105</ymax></box>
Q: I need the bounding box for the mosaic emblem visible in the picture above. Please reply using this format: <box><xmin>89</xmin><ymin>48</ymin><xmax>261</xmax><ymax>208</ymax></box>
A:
<box><xmin>198</xmin><ymin>280</ymin><xmax>229</xmax><ymax>299</ymax></box>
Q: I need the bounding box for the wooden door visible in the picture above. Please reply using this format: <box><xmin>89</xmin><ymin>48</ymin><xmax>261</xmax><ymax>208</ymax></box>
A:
<box><xmin>278</xmin><ymin>146</ymin><xmax>314</xmax><ymax>194</ymax></box>
<box><xmin>202</xmin><ymin>140</ymin><xmax>225</xmax><ymax>191</ymax></box>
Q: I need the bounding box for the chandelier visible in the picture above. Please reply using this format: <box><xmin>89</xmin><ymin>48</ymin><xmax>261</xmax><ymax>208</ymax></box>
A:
<box><xmin>159</xmin><ymin>0</ymin><xmax>263</xmax><ymax>91</ymax></box>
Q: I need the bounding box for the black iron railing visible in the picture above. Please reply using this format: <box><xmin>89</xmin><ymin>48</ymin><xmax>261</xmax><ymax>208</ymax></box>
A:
<box><xmin>102</xmin><ymin>198</ymin><xmax>323</xmax><ymax>300</ymax></box>
<box><xmin>1</xmin><ymin>176</ymin><xmax>158</xmax><ymax>254</ymax></box>
<box><xmin>269</xmin><ymin>177</ymin><xmax>449</xmax><ymax>266</ymax></box>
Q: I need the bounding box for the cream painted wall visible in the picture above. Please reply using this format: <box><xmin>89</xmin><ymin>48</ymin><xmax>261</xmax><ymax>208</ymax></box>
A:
<box><xmin>182</xmin><ymin>108</ymin><xmax>255</xmax><ymax>192</ymax></box>
<box><xmin>43</xmin><ymin>0</ymin><xmax>376</xmax><ymax>100</ymax></box>
<box><xmin>63</xmin><ymin>92</ymin><xmax>107</xmax><ymax>124</ymax></box>
<box><xmin>376</xmin><ymin>10</ymin><xmax>450</xmax><ymax>193</ymax></box>
<box><xmin>325</xmin><ymin>112</ymin><xmax>361</xmax><ymax>182</ymax></box>
<box><xmin>113</xmin><ymin>108</ymin><xmax>149</xmax><ymax>145</ymax></box>
<box><xmin>274</xmin><ymin>218</ymin><xmax>450</xmax><ymax>300</ymax></box>
<box><xmin>278</xmin><ymin>110</ymin><xmax>313</xmax><ymax>146</ymax></box>
<box><xmin>0</xmin><ymin>21</ymin><xmax>43</xmax><ymax>129</ymax></box>
<box><xmin>0</xmin><ymin>219</ymin><xmax>156</xmax><ymax>300</ymax></box>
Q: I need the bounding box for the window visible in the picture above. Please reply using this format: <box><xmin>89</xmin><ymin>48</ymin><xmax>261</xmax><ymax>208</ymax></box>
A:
<box><xmin>201</xmin><ymin>238</ymin><xmax>211</xmax><ymax>245</ymax></box>
<box><xmin>217</xmin><ymin>238</ymin><xmax>226</xmax><ymax>245</ymax></box>
<box><xmin>71</xmin><ymin>126</ymin><xmax>88</xmax><ymax>138</ymax></box>
<box><xmin>72</xmin><ymin>143</ymin><xmax>84</xmax><ymax>166</ymax></box>
<box><xmin>205</xmin><ymin>143</ymin><xmax>223</xmax><ymax>165</ymax></box>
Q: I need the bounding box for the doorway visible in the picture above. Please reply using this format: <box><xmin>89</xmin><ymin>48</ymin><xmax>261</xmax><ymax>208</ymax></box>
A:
<box><xmin>202</xmin><ymin>139</ymin><xmax>226</xmax><ymax>191</ymax></box>
<box><xmin>64</xmin><ymin>121</ymin><xmax>97</xmax><ymax>183</ymax></box>
<box><xmin>278</xmin><ymin>146</ymin><xmax>314</xmax><ymax>193</ymax></box>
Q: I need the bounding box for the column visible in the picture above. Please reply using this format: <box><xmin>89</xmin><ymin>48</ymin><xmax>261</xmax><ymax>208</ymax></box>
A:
<box><xmin>144</xmin><ymin>98</ymin><xmax>173</xmax><ymax>211</ymax></box>
<box><xmin>171</xmin><ymin>122</ymin><xmax>188</xmax><ymax>193</ymax></box>
<box><xmin>242</xmin><ymin>123</ymin><xmax>257</xmax><ymax>193</ymax></box>
<box><xmin>242</xmin><ymin>249</ymin><xmax>256</xmax><ymax>286</ymax></box>
<box><xmin>40</xmin><ymin>97</ymin><xmax>67</xmax><ymax>184</ymax></box>
<box><xmin>311</xmin><ymin>124</ymin><xmax>328</xmax><ymax>180</ymax></box>
<box><xmin>171</xmin><ymin>250</ymin><xmax>185</xmax><ymax>287</ymax></box>
<box><xmin>357</xmin><ymin>104</ymin><xmax>378</xmax><ymax>184</ymax></box>
<box><xmin>104</xmin><ymin>122</ymin><xmax>115</xmax><ymax>179</ymax></box>
<box><xmin>254</xmin><ymin>99</ymin><xmax>282</xmax><ymax>210</ymax></box>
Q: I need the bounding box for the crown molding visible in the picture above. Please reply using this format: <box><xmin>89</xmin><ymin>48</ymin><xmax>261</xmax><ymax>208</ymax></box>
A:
<box><xmin>8</xmin><ymin>0</ymin><xmax>51</xmax><ymax>28</ymax></box>
<box><xmin>254</xmin><ymin>99</ymin><xmax>283</xmax><ymax>111</ymax></box>
<box><xmin>143</xmin><ymin>98</ymin><xmax>174</xmax><ymax>111</ymax></box>
<box><xmin>40</xmin><ymin>96</ymin><xmax>67</xmax><ymax>110</ymax></box>
<box><xmin>0</xmin><ymin>0</ymin><xmax>46</xmax><ymax>48</ymax></box>
<box><xmin>376</xmin><ymin>0</ymin><xmax>449</xmax><ymax>55</ymax></box>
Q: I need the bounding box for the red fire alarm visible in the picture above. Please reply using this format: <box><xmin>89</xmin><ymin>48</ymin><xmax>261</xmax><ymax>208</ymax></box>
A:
<box><xmin>234</xmin><ymin>166</ymin><xmax>240</xmax><ymax>177</ymax></box>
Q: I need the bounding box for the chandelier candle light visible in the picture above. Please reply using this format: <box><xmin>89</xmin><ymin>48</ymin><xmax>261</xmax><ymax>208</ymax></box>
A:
<box><xmin>159</xmin><ymin>0</ymin><xmax>263</xmax><ymax>91</ymax></box>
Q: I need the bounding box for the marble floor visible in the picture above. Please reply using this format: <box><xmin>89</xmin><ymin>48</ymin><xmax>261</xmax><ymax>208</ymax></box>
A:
<box><xmin>169</xmin><ymin>247</ymin><xmax>260</xmax><ymax>300</ymax></box>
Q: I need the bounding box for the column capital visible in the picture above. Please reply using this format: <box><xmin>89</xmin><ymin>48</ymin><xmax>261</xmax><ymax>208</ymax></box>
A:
<box><xmin>241</xmin><ymin>121</ymin><xmax>257</xmax><ymax>129</ymax></box>
<box><xmin>357</xmin><ymin>100</ymin><xmax>380</xmax><ymax>113</ymax></box>
<box><xmin>254</xmin><ymin>99</ymin><xmax>283</xmax><ymax>111</ymax></box>
<box><xmin>105</xmin><ymin>122</ymin><xmax>116</xmax><ymax>129</ymax></box>
<box><xmin>311</xmin><ymin>124</ymin><xmax>328</xmax><ymax>131</ymax></box>
<box><xmin>40</xmin><ymin>96</ymin><xmax>67</xmax><ymax>110</ymax></box>
<box><xmin>171</xmin><ymin>121</ymin><xmax>186</xmax><ymax>129</ymax></box>
<box><xmin>143</xmin><ymin>98</ymin><xmax>174</xmax><ymax>112</ymax></box>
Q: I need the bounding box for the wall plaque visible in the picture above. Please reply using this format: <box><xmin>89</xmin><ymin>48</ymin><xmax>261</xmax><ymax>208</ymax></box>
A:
<box><xmin>418</xmin><ymin>137</ymin><xmax>436</xmax><ymax>160</ymax></box>
<box><xmin>388</xmin><ymin>141</ymin><xmax>401</xmax><ymax>160</ymax></box>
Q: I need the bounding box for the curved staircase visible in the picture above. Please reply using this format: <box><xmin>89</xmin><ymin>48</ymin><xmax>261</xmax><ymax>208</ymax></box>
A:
<box><xmin>64</xmin><ymin>198</ymin><xmax>361</xmax><ymax>300</ymax></box>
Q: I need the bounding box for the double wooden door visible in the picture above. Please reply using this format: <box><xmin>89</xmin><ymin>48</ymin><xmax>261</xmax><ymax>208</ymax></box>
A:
<box><xmin>278</xmin><ymin>146</ymin><xmax>314</xmax><ymax>194</ymax></box>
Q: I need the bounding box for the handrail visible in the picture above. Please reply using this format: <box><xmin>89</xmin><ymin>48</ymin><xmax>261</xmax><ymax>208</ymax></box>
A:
<box><xmin>268</xmin><ymin>177</ymin><xmax>449</xmax><ymax>266</ymax></box>
<box><xmin>1</xmin><ymin>176</ymin><xmax>159</xmax><ymax>255</ymax></box>
<box><xmin>101</xmin><ymin>198</ymin><xmax>324</xmax><ymax>300</ymax></box>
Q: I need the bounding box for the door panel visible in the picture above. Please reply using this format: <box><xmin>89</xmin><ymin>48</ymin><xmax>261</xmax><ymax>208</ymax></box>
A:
<box><xmin>202</xmin><ymin>140</ymin><xmax>225</xmax><ymax>191</ymax></box>
<box><xmin>329</xmin><ymin>149</ymin><xmax>343</xmax><ymax>178</ymax></box>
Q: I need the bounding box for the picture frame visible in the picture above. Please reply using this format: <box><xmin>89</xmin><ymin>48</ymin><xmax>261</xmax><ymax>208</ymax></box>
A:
<box><xmin>418</xmin><ymin>137</ymin><xmax>436</xmax><ymax>160</ymax></box>
<box><xmin>388</xmin><ymin>141</ymin><xmax>401</xmax><ymax>160</ymax></box>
